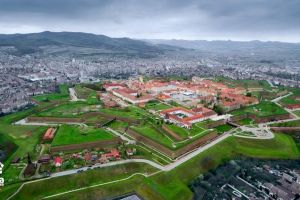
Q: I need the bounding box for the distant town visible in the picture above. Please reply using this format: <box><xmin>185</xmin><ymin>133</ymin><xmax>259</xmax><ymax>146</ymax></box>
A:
<box><xmin>1</xmin><ymin>39</ymin><xmax>300</xmax><ymax>115</ymax></box>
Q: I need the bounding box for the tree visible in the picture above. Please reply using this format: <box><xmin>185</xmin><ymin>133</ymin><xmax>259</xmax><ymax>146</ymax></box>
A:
<box><xmin>213</xmin><ymin>105</ymin><xmax>224</xmax><ymax>115</ymax></box>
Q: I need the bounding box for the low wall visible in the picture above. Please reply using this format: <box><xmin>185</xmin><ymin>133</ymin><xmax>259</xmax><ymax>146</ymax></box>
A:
<box><xmin>270</xmin><ymin>127</ymin><xmax>300</xmax><ymax>133</ymax></box>
<box><xmin>174</xmin><ymin>131</ymin><xmax>218</xmax><ymax>158</ymax></box>
<box><xmin>204</xmin><ymin>119</ymin><xmax>226</xmax><ymax>128</ymax></box>
<box><xmin>230</xmin><ymin>114</ymin><xmax>248</xmax><ymax>122</ymax></box>
<box><xmin>50</xmin><ymin>138</ymin><xmax>122</xmax><ymax>152</ymax></box>
<box><xmin>162</xmin><ymin>125</ymin><xmax>183</xmax><ymax>141</ymax></box>
<box><xmin>230</xmin><ymin>113</ymin><xmax>292</xmax><ymax>124</ymax></box>
<box><xmin>126</xmin><ymin>128</ymin><xmax>175</xmax><ymax>158</ymax></box>
<box><xmin>81</xmin><ymin>112</ymin><xmax>140</xmax><ymax>125</ymax></box>
<box><xmin>249</xmin><ymin>113</ymin><xmax>292</xmax><ymax>123</ymax></box>
<box><xmin>27</xmin><ymin>116</ymin><xmax>82</xmax><ymax>123</ymax></box>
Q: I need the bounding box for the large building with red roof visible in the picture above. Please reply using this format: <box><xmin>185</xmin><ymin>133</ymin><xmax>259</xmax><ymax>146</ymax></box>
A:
<box><xmin>160</xmin><ymin>106</ymin><xmax>217</xmax><ymax>128</ymax></box>
<box><xmin>112</xmin><ymin>88</ymin><xmax>153</xmax><ymax>105</ymax></box>
<box><xmin>103</xmin><ymin>83</ymin><xmax>126</xmax><ymax>91</ymax></box>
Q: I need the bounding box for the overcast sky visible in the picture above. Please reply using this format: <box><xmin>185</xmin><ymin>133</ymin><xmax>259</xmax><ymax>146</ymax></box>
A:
<box><xmin>0</xmin><ymin>0</ymin><xmax>299</xmax><ymax>42</ymax></box>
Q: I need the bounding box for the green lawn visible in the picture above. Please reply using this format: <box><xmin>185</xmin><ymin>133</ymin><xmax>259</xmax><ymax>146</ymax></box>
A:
<box><xmin>215</xmin><ymin>77</ymin><xmax>272</xmax><ymax>90</ymax></box>
<box><xmin>280</xmin><ymin>95</ymin><xmax>300</xmax><ymax>105</ymax></box>
<box><xmin>231</xmin><ymin>101</ymin><xmax>287</xmax><ymax>117</ymax></box>
<box><xmin>131</xmin><ymin>123</ymin><xmax>213</xmax><ymax>150</ymax></box>
<box><xmin>147</xmin><ymin>133</ymin><xmax>300</xmax><ymax>200</ymax></box>
<box><xmin>51</xmin><ymin>125</ymin><xmax>115</xmax><ymax>146</ymax></box>
<box><xmin>165</xmin><ymin>123</ymin><xmax>206</xmax><ymax>139</ymax></box>
<box><xmin>101</xmin><ymin>107</ymin><xmax>147</xmax><ymax>120</ymax></box>
<box><xmin>8</xmin><ymin>163</ymin><xmax>158</xmax><ymax>200</ymax></box>
<box><xmin>74</xmin><ymin>85</ymin><xmax>94</xmax><ymax>99</ymax></box>
<box><xmin>279</xmin><ymin>88</ymin><xmax>300</xmax><ymax>105</ymax></box>
<box><xmin>107</xmin><ymin>120</ymin><xmax>129</xmax><ymax>130</ymax></box>
<box><xmin>214</xmin><ymin>124</ymin><xmax>233</xmax><ymax>134</ymax></box>
<box><xmin>131</xmin><ymin>125</ymin><xmax>174</xmax><ymax>149</ymax></box>
<box><xmin>3</xmin><ymin>164</ymin><xmax>24</xmax><ymax>185</ymax></box>
<box><xmin>32</xmin><ymin>84</ymin><xmax>70</xmax><ymax>103</ymax></box>
<box><xmin>294</xmin><ymin>110</ymin><xmax>300</xmax><ymax>117</ymax></box>
<box><xmin>0</xmin><ymin>124</ymin><xmax>47</xmax><ymax>185</ymax></box>
<box><xmin>0</xmin><ymin>106</ymin><xmax>37</xmax><ymax>124</ymax></box>
<box><xmin>0</xmin><ymin>124</ymin><xmax>47</xmax><ymax>162</ymax></box>
<box><xmin>35</xmin><ymin>102</ymin><xmax>100</xmax><ymax>118</ymax></box>
<box><xmin>145</xmin><ymin>101</ymin><xmax>172</xmax><ymax>111</ymax></box>
<box><xmin>237</xmin><ymin>118</ymin><xmax>253</xmax><ymax>125</ymax></box>
<box><xmin>10</xmin><ymin>133</ymin><xmax>299</xmax><ymax>200</ymax></box>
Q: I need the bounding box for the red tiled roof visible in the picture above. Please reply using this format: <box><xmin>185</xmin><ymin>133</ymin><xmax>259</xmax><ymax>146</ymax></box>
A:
<box><xmin>54</xmin><ymin>157</ymin><xmax>62</xmax><ymax>164</ymax></box>
<box><xmin>43</xmin><ymin>128</ymin><xmax>55</xmax><ymax>140</ymax></box>
<box><xmin>103</xmin><ymin>149</ymin><xmax>120</xmax><ymax>158</ymax></box>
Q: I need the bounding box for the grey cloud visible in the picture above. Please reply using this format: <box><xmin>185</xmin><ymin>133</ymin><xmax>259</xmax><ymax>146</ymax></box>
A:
<box><xmin>0</xmin><ymin>0</ymin><xmax>299</xmax><ymax>42</ymax></box>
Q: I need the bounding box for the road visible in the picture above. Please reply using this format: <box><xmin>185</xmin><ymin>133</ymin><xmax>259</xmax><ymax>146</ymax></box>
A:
<box><xmin>8</xmin><ymin>91</ymin><xmax>299</xmax><ymax>199</ymax></box>
<box><xmin>105</xmin><ymin>127</ymin><xmax>135</xmax><ymax>144</ymax></box>
<box><xmin>50</xmin><ymin>132</ymin><xmax>231</xmax><ymax>179</ymax></box>
<box><xmin>51</xmin><ymin>159</ymin><xmax>165</xmax><ymax>178</ymax></box>
<box><xmin>14</xmin><ymin>118</ymin><xmax>87</xmax><ymax>127</ymax></box>
<box><xmin>43</xmin><ymin>173</ymin><xmax>149</xmax><ymax>199</ymax></box>
<box><xmin>69</xmin><ymin>88</ymin><xmax>86</xmax><ymax>102</ymax></box>
<box><xmin>271</xmin><ymin>92</ymin><xmax>292</xmax><ymax>103</ymax></box>
<box><xmin>6</xmin><ymin>132</ymin><xmax>229</xmax><ymax>200</ymax></box>
<box><xmin>234</xmin><ymin>124</ymin><xmax>274</xmax><ymax>139</ymax></box>
<box><xmin>69</xmin><ymin>88</ymin><xmax>78</xmax><ymax>101</ymax></box>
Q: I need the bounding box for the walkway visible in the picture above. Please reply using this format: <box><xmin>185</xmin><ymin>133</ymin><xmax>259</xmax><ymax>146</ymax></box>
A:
<box><xmin>105</xmin><ymin>127</ymin><xmax>136</xmax><ymax>144</ymax></box>
<box><xmin>14</xmin><ymin>118</ymin><xmax>87</xmax><ymax>127</ymax></box>
<box><xmin>69</xmin><ymin>88</ymin><xmax>86</xmax><ymax>102</ymax></box>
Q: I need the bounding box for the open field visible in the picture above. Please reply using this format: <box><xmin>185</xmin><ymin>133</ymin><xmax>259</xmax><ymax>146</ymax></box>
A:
<box><xmin>214</xmin><ymin>124</ymin><xmax>233</xmax><ymax>134</ymax></box>
<box><xmin>35</xmin><ymin>102</ymin><xmax>101</xmax><ymax>118</ymax></box>
<box><xmin>31</xmin><ymin>84</ymin><xmax>70</xmax><ymax>103</ymax></box>
<box><xmin>101</xmin><ymin>106</ymin><xmax>153</xmax><ymax>121</ymax></box>
<box><xmin>131</xmin><ymin>125</ymin><xmax>174</xmax><ymax>148</ymax></box>
<box><xmin>101</xmin><ymin>108</ymin><xmax>142</xmax><ymax>120</ymax></box>
<box><xmin>131</xmin><ymin>123</ymin><xmax>214</xmax><ymax>150</ymax></box>
<box><xmin>278</xmin><ymin>88</ymin><xmax>300</xmax><ymax>105</ymax></box>
<box><xmin>0</xmin><ymin>124</ymin><xmax>47</xmax><ymax>163</ymax></box>
<box><xmin>7</xmin><ymin>163</ymin><xmax>158</xmax><ymax>200</ymax></box>
<box><xmin>74</xmin><ymin>85</ymin><xmax>94</xmax><ymax>99</ymax></box>
<box><xmin>215</xmin><ymin>77</ymin><xmax>273</xmax><ymax>90</ymax></box>
<box><xmin>231</xmin><ymin>101</ymin><xmax>287</xmax><ymax>117</ymax></box>
<box><xmin>145</xmin><ymin>101</ymin><xmax>172</xmax><ymax>111</ymax></box>
<box><xmin>0</xmin><ymin>125</ymin><xmax>47</xmax><ymax>185</ymax></box>
<box><xmin>2</xmin><ymin>81</ymin><xmax>300</xmax><ymax>200</ymax></box>
<box><xmin>236</xmin><ymin>118</ymin><xmax>253</xmax><ymax>125</ymax></box>
<box><xmin>164</xmin><ymin>123</ymin><xmax>207</xmax><ymax>139</ymax></box>
<box><xmin>51</xmin><ymin>125</ymin><xmax>115</xmax><ymax>147</ymax></box>
<box><xmin>293</xmin><ymin>110</ymin><xmax>300</xmax><ymax>117</ymax></box>
<box><xmin>6</xmin><ymin>133</ymin><xmax>300</xmax><ymax>200</ymax></box>
<box><xmin>0</xmin><ymin>107</ymin><xmax>39</xmax><ymax>125</ymax></box>
<box><xmin>74</xmin><ymin>85</ymin><xmax>100</xmax><ymax>104</ymax></box>
<box><xmin>106</xmin><ymin>120</ymin><xmax>129</xmax><ymax>131</ymax></box>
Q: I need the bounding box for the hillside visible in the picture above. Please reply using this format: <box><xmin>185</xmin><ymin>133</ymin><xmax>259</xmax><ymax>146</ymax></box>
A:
<box><xmin>0</xmin><ymin>31</ymin><xmax>175</xmax><ymax>56</ymax></box>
